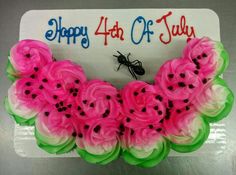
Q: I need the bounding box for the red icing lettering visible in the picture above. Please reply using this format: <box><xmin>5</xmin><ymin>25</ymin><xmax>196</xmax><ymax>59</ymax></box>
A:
<box><xmin>95</xmin><ymin>16</ymin><xmax>110</xmax><ymax>45</ymax></box>
<box><xmin>156</xmin><ymin>11</ymin><xmax>172</xmax><ymax>44</ymax></box>
<box><xmin>156</xmin><ymin>11</ymin><xmax>196</xmax><ymax>44</ymax></box>
<box><xmin>95</xmin><ymin>16</ymin><xmax>124</xmax><ymax>46</ymax></box>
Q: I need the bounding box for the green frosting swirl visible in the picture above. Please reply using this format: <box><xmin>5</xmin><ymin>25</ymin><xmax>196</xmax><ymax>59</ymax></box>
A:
<box><xmin>215</xmin><ymin>42</ymin><xmax>229</xmax><ymax>76</ymax></box>
<box><xmin>6</xmin><ymin>57</ymin><xmax>18</xmax><ymax>82</ymax></box>
<box><xmin>35</xmin><ymin>126</ymin><xmax>76</xmax><ymax>154</ymax></box>
<box><xmin>122</xmin><ymin>138</ymin><xmax>170</xmax><ymax>168</ymax></box>
<box><xmin>201</xmin><ymin>77</ymin><xmax>234</xmax><ymax>123</ymax></box>
<box><xmin>76</xmin><ymin>144</ymin><xmax>121</xmax><ymax>165</ymax></box>
<box><xmin>4</xmin><ymin>96</ymin><xmax>36</xmax><ymax>126</ymax></box>
<box><xmin>170</xmin><ymin>116</ymin><xmax>210</xmax><ymax>153</ymax></box>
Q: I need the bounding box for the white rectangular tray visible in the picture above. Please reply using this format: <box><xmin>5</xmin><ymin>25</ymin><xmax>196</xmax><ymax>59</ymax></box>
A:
<box><xmin>15</xmin><ymin>8</ymin><xmax>225</xmax><ymax>157</ymax></box>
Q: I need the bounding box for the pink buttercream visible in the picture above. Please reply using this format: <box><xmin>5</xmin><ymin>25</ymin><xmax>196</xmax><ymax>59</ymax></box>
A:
<box><xmin>75</xmin><ymin>80</ymin><xmax>121</xmax><ymax>119</ymax></box>
<box><xmin>38</xmin><ymin>103</ymin><xmax>76</xmax><ymax>136</ymax></box>
<box><xmin>38</xmin><ymin>60</ymin><xmax>87</xmax><ymax>104</ymax></box>
<box><xmin>121</xmin><ymin>81</ymin><xmax>167</xmax><ymax>123</ymax></box>
<box><xmin>182</xmin><ymin>37</ymin><xmax>218</xmax><ymax>78</ymax></box>
<box><xmin>121</xmin><ymin>124</ymin><xmax>163</xmax><ymax>148</ymax></box>
<box><xmin>74</xmin><ymin>80</ymin><xmax>121</xmax><ymax>149</ymax></box>
<box><xmin>155</xmin><ymin>58</ymin><xmax>203</xmax><ymax>108</ymax></box>
<box><xmin>75</xmin><ymin>118</ymin><xmax>119</xmax><ymax>151</ymax></box>
<box><xmin>10</xmin><ymin>39</ymin><xmax>53</xmax><ymax>76</ymax></box>
<box><xmin>162</xmin><ymin>106</ymin><xmax>198</xmax><ymax>137</ymax></box>
<box><xmin>119</xmin><ymin>81</ymin><xmax>165</xmax><ymax>148</ymax></box>
<box><xmin>14</xmin><ymin>77</ymin><xmax>46</xmax><ymax>111</ymax></box>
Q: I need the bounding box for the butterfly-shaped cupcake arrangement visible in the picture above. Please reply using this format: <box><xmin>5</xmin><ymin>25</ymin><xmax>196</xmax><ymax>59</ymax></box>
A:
<box><xmin>4</xmin><ymin>37</ymin><xmax>234</xmax><ymax>167</ymax></box>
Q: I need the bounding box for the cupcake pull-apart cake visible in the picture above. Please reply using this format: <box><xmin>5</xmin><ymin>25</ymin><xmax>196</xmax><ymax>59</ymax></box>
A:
<box><xmin>4</xmin><ymin>37</ymin><xmax>234</xmax><ymax>167</ymax></box>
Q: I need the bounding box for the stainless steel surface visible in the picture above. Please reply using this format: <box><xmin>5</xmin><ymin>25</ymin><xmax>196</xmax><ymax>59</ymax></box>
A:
<box><xmin>0</xmin><ymin>0</ymin><xmax>235</xmax><ymax>174</ymax></box>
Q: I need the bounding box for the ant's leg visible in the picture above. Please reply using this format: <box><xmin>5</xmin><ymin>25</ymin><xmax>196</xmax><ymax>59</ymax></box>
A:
<box><xmin>117</xmin><ymin>51</ymin><xmax>126</xmax><ymax>57</ymax></box>
<box><xmin>131</xmin><ymin>68</ymin><xmax>138</xmax><ymax>80</ymax></box>
<box><xmin>113</xmin><ymin>55</ymin><xmax>118</xmax><ymax>58</ymax></box>
<box><xmin>117</xmin><ymin>63</ymin><xmax>122</xmax><ymax>71</ymax></box>
<box><xmin>127</xmin><ymin>53</ymin><xmax>131</xmax><ymax>62</ymax></box>
<box><xmin>127</xmin><ymin>66</ymin><xmax>135</xmax><ymax>79</ymax></box>
<box><xmin>128</xmin><ymin>66</ymin><xmax>137</xmax><ymax>80</ymax></box>
<box><xmin>127</xmin><ymin>54</ymin><xmax>142</xmax><ymax>66</ymax></box>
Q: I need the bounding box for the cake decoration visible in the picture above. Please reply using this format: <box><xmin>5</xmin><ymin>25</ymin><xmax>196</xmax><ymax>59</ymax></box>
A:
<box><xmin>182</xmin><ymin>37</ymin><xmax>229</xmax><ymax>78</ymax></box>
<box><xmin>113</xmin><ymin>51</ymin><xmax>145</xmax><ymax>80</ymax></box>
<box><xmin>5</xmin><ymin>37</ymin><xmax>234</xmax><ymax>167</ymax></box>
<box><xmin>75</xmin><ymin>80</ymin><xmax>121</xmax><ymax>164</ymax></box>
<box><xmin>119</xmin><ymin>81</ymin><xmax>170</xmax><ymax>167</ymax></box>
<box><xmin>6</xmin><ymin>39</ymin><xmax>53</xmax><ymax>81</ymax></box>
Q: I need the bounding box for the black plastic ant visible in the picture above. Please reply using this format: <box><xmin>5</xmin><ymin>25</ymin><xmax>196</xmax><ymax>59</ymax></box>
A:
<box><xmin>113</xmin><ymin>51</ymin><xmax>145</xmax><ymax>80</ymax></box>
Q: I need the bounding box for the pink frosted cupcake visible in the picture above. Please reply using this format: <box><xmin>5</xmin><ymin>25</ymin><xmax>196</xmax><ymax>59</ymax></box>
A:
<box><xmin>119</xmin><ymin>81</ymin><xmax>170</xmax><ymax>167</ymax></box>
<box><xmin>193</xmin><ymin>77</ymin><xmax>234</xmax><ymax>123</ymax></box>
<box><xmin>7</xmin><ymin>39</ymin><xmax>53</xmax><ymax>81</ymax></box>
<box><xmin>33</xmin><ymin>60</ymin><xmax>87</xmax><ymax>154</ymax></box>
<box><xmin>4</xmin><ymin>78</ymin><xmax>46</xmax><ymax>125</ymax></box>
<box><xmin>74</xmin><ymin>80</ymin><xmax>121</xmax><ymax>164</ymax></box>
<box><xmin>38</xmin><ymin>60</ymin><xmax>87</xmax><ymax>104</ymax></box>
<box><xmin>35</xmin><ymin>103</ymin><xmax>77</xmax><ymax>154</ymax></box>
<box><xmin>163</xmin><ymin>107</ymin><xmax>210</xmax><ymax>153</ymax></box>
<box><xmin>155</xmin><ymin>58</ymin><xmax>203</xmax><ymax>109</ymax></box>
<box><xmin>182</xmin><ymin>37</ymin><xmax>229</xmax><ymax>78</ymax></box>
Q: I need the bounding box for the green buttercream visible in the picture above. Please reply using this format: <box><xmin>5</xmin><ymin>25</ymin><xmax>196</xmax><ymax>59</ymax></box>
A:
<box><xmin>4</xmin><ymin>96</ymin><xmax>36</xmax><ymax>126</ymax></box>
<box><xmin>6</xmin><ymin>57</ymin><xmax>19</xmax><ymax>82</ymax></box>
<box><xmin>35</xmin><ymin>127</ymin><xmax>76</xmax><ymax>154</ymax></box>
<box><xmin>170</xmin><ymin>117</ymin><xmax>210</xmax><ymax>153</ymax></box>
<box><xmin>122</xmin><ymin>139</ymin><xmax>170</xmax><ymax>168</ymax></box>
<box><xmin>76</xmin><ymin>144</ymin><xmax>121</xmax><ymax>165</ymax></box>
<box><xmin>201</xmin><ymin>77</ymin><xmax>234</xmax><ymax>123</ymax></box>
<box><xmin>215</xmin><ymin>42</ymin><xmax>229</xmax><ymax>76</ymax></box>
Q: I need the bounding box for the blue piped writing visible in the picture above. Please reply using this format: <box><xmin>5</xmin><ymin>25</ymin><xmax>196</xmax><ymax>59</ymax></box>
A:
<box><xmin>45</xmin><ymin>16</ymin><xmax>90</xmax><ymax>49</ymax></box>
<box><xmin>131</xmin><ymin>16</ymin><xmax>154</xmax><ymax>45</ymax></box>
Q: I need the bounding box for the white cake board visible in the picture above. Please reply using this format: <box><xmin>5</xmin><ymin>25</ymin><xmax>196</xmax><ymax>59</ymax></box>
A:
<box><xmin>15</xmin><ymin>9</ymin><xmax>226</xmax><ymax>157</ymax></box>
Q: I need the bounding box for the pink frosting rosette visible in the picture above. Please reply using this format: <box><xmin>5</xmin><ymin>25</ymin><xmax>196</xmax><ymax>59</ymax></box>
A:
<box><xmin>121</xmin><ymin>81</ymin><xmax>167</xmax><ymax>123</ymax></box>
<box><xmin>4</xmin><ymin>77</ymin><xmax>46</xmax><ymax>125</ymax></box>
<box><xmin>75</xmin><ymin>117</ymin><xmax>120</xmax><ymax>164</ymax></box>
<box><xmin>74</xmin><ymin>79</ymin><xmax>121</xmax><ymax>119</ymax></box>
<box><xmin>182</xmin><ymin>37</ymin><xmax>229</xmax><ymax>78</ymax></box>
<box><xmin>155</xmin><ymin>58</ymin><xmax>203</xmax><ymax>109</ymax></box>
<box><xmin>119</xmin><ymin>81</ymin><xmax>170</xmax><ymax>167</ymax></box>
<box><xmin>163</xmin><ymin>107</ymin><xmax>210</xmax><ymax>153</ymax></box>
<box><xmin>7</xmin><ymin>39</ymin><xmax>53</xmax><ymax>80</ymax></box>
<box><xmin>38</xmin><ymin>60</ymin><xmax>87</xmax><ymax>104</ymax></box>
<box><xmin>35</xmin><ymin>103</ymin><xmax>78</xmax><ymax>154</ymax></box>
<box><xmin>38</xmin><ymin>97</ymin><xmax>79</xmax><ymax>136</ymax></box>
<box><xmin>35</xmin><ymin>59</ymin><xmax>87</xmax><ymax>150</ymax></box>
<box><xmin>120</xmin><ymin>125</ymin><xmax>169</xmax><ymax>167</ymax></box>
<box><xmin>74</xmin><ymin>80</ymin><xmax>121</xmax><ymax>164</ymax></box>
<box><xmin>11</xmin><ymin>77</ymin><xmax>46</xmax><ymax>110</ymax></box>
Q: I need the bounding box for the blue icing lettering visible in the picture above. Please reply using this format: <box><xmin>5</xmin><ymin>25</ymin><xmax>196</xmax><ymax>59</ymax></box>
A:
<box><xmin>45</xmin><ymin>16</ymin><xmax>90</xmax><ymax>49</ymax></box>
<box><xmin>131</xmin><ymin>16</ymin><xmax>154</xmax><ymax>45</ymax></box>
